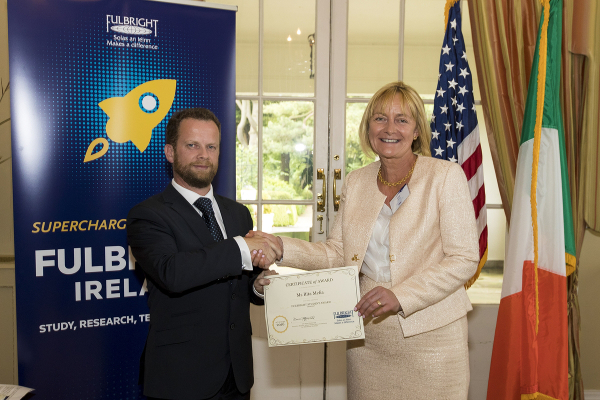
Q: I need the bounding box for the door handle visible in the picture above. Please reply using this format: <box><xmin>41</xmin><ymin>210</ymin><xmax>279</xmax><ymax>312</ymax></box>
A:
<box><xmin>317</xmin><ymin>168</ymin><xmax>326</xmax><ymax>212</ymax></box>
<box><xmin>317</xmin><ymin>215</ymin><xmax>324</xmax><ymax>234</ymax></box>
<box><xmin>333</xmin><ymin>169</ymin><xmax>341</xmax><ymax>211</ymax></box>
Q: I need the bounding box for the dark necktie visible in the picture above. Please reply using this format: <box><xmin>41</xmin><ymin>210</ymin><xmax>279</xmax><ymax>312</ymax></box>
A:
<box><xmin>194</xmin><ymin>197</ymin><xmax>224</xmax><ymax>242</ymax></box>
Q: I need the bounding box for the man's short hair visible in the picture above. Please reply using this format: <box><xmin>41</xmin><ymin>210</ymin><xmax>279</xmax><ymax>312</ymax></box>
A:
<box><xmin>165</xmin><ymin>108</ymin><xmax>222</xmax><ymax>146</ymax></box>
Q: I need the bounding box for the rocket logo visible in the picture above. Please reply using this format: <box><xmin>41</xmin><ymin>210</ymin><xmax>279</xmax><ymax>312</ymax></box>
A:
<box><xmin>84</xmin><ymin>79</ymin><xmax>177</xmax><ymax>162</ymax></box>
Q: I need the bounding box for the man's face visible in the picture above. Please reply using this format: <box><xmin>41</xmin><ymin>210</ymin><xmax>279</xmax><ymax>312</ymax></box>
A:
<box><xmin>165</xmin><ymin>118</ymin><xmax>220</xmax><ymax>193</ymax></box>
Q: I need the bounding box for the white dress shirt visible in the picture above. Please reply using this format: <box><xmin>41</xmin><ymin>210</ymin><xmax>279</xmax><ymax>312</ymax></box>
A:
<box><xmin>361</xmin><ymin>184</ymin><xmax>410</xmax><ymax>282</ymax></box>
<box><xmin>171</xmin><ymin>179</ymin><xmax>253</xmax><ymax>271</ymax></box>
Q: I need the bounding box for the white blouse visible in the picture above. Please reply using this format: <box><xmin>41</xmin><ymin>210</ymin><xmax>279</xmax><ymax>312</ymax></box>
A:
<box><xmin>360</xmin><ymin>185</ymin><xmax>410</xmax><ymax>282</ymax></box>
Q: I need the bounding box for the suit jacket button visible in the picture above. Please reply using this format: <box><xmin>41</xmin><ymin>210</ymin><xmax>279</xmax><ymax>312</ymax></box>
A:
<box><xmin>231</xmin><ymin>293</ymin><xmax>236</xmax><ymax>300</ymax></box>
<box><xmin>230</xmin><ymin>323</ymin><xmax>235</xmax><ymax>330</ymax></box>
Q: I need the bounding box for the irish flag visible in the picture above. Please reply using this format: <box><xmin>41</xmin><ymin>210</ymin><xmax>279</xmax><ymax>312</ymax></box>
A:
<box><xmin>486</xmin><ymin>0</ymin><xmax>576</xmax><ymax>399</ymax></box>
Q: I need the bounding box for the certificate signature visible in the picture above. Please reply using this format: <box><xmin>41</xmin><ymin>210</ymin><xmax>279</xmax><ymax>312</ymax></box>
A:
<box><xmin>264</xmin><ymin>266</ymin><xmax>365</xmax><ymax>347</ymax></box>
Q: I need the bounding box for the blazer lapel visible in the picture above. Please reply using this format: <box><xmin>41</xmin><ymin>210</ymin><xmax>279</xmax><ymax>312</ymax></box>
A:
<box><xmin>214</xmin><ymin>195</ymin><xmax>242</xmax><ymax>292</ymax></box>
<box><xmin>214</xmin><ymin>195</ymin><xmax>236</xmax><ymax>239</ymax></box>
<box><xmin>390</xmin><ymin>155</ymin><xmax>423</xmax><ymax>224</ymax></box>
<box><xmin>352</xmin><ymin>162</ymin><xmax>387</xmax><ymax>265</ymax></box>
<box><xmin>162</xmin><ymin>184</ymin><xmax>215</xmax><ymax>245</ymax></box>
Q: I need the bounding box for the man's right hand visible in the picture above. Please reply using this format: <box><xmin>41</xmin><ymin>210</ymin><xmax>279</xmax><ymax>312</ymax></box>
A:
<box><xmin>243</xmin><ymin>231</ymin><xmax>283</xmax><ymax>269</ymax></box>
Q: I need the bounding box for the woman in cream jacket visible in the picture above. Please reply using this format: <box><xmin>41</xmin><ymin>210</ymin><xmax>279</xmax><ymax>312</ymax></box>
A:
<box><xmin>257</xmin><ymin>82</ymin><xmax>479</xmax><ymax>400</ymax></box>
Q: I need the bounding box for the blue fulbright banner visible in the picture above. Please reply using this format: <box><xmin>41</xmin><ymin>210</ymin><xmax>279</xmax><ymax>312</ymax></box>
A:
<box><xmin>8</xmin><ymin>0</ymin><xmax>236</xmax><ymax>398</ymax></box>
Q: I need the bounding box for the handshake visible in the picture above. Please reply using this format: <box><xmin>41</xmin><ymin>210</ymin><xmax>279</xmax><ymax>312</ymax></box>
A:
<box><xmin>243</xmin><ymin>230</ymin><xmax>283</xmax><ymax>269</ymax></box>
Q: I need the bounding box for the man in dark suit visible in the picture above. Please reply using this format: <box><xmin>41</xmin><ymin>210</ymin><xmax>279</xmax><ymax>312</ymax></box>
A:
<box><xmin>127</xmin><ymin>108</ymin><xmax>281</xmax><ymax>400</ymax></box>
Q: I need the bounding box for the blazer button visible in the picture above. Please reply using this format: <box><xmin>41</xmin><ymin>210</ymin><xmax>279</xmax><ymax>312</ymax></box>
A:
<box><xmin>230</xmin><ymin>323</ymin><xmax>235</xmax><ymax>330</ymax></box>
<box><xmin>231</xmin><ymin>293</ymin><xmax>236</xmax><ymax>300</ymax></box>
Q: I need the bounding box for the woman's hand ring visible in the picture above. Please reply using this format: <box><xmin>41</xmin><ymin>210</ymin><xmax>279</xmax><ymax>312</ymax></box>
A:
<box><xmin>376</xmin><ymin>300</ymin><xmax>382</xmax><ymax>306</ymax></box>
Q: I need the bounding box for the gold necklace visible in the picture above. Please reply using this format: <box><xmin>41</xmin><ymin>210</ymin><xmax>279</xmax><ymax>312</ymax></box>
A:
<box><xmin>378</xmin><ymin>156</ymin><xmax>418</xmax><ymax>187</ymax></box>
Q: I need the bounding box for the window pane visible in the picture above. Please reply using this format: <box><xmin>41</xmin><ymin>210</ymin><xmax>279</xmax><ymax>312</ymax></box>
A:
<box><xmin>211</xmin><ymin>0</ymin><xmax>259</xmax><ymax>95</ymax></box>
<box><xmin>263</xmin><ymin>0</ymin><xmax>315</xmax><ymax>96</ymax></box>
<box><xmin>261</xmin><ymin>204</ymin><xmax>312</xmax><ymax>241</ymax></box>
<box><xmin>236</xmin><ymin>100</ymin><xmax>259</xmax><ymax>201</ymax></box>
<box><xmin>403</xmin><ymin>0</ymin><xmax>446</xmax><ymax>96</ymax></box>
<box><xmin>262</xmin><ymin>101</ymin><xmax>314</xmax><ymax>201</ymax></box>
<box><xmin>347</xmin><ymin>0</ymin><xmax>399</xmax><ymax>97</ymax></box>
<box><xmin>424</xmin><ymin>102</ymin><xmax>435</xmax><ymax>127</ymax></box>
<box><xmin>263</xmin><ymin>204</ymin><xmax>313</xmax><ymax>275</ymax></box>
<box><xmin>345</xmin><ymin>102</ymin><xmax>375</xmax><ymax>174</ymax></box>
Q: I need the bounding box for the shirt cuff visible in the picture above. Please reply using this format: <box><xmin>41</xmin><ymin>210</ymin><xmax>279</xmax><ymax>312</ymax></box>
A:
<box><xmin>233</xmin><ymin>236</ymin><xmax>253</xmax><ymax>271</ymax></box>
<box><xmin>398</xmin><ymin>303</ymin><xmax>405</xmax><ymax>318</ymax></box>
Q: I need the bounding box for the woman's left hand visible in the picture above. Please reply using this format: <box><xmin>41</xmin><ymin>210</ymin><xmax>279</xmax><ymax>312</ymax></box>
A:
<box><xmin>355</xmin><ymin>286</ymin><xmax>401</xmax><ymax>318</ymax></box>
<box><xmin>253</xmin><ymin>269</ymin><xmax>278</xmax><ymax>295</ymax></box>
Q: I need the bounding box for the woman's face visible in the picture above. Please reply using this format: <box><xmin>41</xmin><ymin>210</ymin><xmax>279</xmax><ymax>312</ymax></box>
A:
<box><xmin>368</xmin><ymin>95</ymin><xmax>418</xmax><ymax>162</ymax></box>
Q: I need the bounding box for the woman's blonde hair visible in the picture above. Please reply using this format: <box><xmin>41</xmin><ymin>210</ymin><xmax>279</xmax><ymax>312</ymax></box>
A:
<box><xmin>358</xmin><ymin>81</ymin><xmax>431</xmax><ymax>158</ymax></box>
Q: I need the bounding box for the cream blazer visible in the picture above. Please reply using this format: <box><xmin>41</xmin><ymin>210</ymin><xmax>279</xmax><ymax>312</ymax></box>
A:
<box><xmin>279</xmin><ymin>156</ymin><xmax>479</xmax><ymax>337</ymax></box>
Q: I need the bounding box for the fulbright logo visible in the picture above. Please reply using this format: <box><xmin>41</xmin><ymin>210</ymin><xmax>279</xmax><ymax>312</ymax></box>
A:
<box><xmin>106</xmin><ymin>15</ymin><xmax>158</xmax><ymax>36</ymax></box>
<box><xmin>333</xmin><ymin>311</ymin><xmax>353</xmax><ymax>320</ymax></box>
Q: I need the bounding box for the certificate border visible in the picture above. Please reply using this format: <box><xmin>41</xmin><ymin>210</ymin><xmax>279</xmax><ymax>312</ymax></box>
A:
<box><xmin>264</xmin><ymin>266</ymin><xmax>365</xmax><ymax>347</ymax></box>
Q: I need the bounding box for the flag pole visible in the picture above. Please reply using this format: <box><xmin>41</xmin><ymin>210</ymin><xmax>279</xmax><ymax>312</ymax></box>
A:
<box><xmin>530</xmin><ymin>0</ymin><xmax>551</xmax><ymax>335</ymax></box>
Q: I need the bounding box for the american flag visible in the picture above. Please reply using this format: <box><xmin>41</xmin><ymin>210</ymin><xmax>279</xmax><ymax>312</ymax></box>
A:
<box><xmin>430</xmin><ymin>0</ymin><xmax>488</xmax><ymax>287</ymax></box>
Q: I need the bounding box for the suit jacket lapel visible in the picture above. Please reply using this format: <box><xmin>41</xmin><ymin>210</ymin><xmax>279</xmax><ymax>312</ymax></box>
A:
<box><xmin>215</xmin><ymin>195</ymin><xmax>242</xmax><ymax>292</ymax></box>
<box><xmin>356</xmin><ymin>162</ymin><xmax>387</xmax><ymax>260</ymax></box>
<box><xmin>214</xmin><ymin>195</ymin><xmax>236</xmax><ymax>239</ymax></box>
<box><xmin>162</xmin><ymin>184</ymin><xmax>214</xmax><ymax>245</ymax></box>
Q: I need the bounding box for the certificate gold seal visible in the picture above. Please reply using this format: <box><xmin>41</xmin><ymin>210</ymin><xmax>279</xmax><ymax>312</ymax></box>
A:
<box><xmin>272</xmin><ymin>316</ymin><xmax>288</xmax><ymax>333</ymax></box>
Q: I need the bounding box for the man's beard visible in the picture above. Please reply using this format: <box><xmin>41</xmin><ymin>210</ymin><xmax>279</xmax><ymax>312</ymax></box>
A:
<box><xmin>173</xmin><ymin>151</ymin><xmax>218</xmax><ymax>189</ymax></box>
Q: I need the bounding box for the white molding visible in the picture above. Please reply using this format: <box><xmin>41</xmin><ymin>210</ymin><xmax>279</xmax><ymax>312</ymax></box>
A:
<box><xmin>313</xmin><ymin>0</ymin><xmax>332</xmax><ymax>241</ymax></box>
<box><xmin>586</xmin><ymin>390</ymin><xmax>600</xmax><ymax>400</ymax></box>
<box><xmin>327</xmin><ymin>0</ymin><xmax>348</xmax><ymax>236</ymax></box>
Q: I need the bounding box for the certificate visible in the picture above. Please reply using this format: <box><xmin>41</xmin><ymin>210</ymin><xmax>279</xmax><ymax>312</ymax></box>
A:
<box><xmin>264</xmin><ymin>266</ymin><xmax>365</xmax><ymax>347</ymax></box>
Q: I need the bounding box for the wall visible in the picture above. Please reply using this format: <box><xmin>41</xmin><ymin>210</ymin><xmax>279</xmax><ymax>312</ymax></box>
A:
<box><xmin>579</xmin><ymin>230</ymin><xmax>600</xmax><ymax>390</ymax></box>
<box><xmin>0</xmin><ymin>0</ymin><xmax>11</xmax><ymax>253</ymax></box>
<box><xmin>0</xmin><ymin>0</ymin><xmax>17</xmax><ymax>386</ymax></box>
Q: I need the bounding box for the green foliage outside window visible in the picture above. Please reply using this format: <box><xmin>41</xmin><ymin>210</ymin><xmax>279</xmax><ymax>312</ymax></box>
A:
<box><xmin>345</xmin><ymin>102</ymin><xmax>375</xmax><ymax>174</ymax></box>
<box><xmin>236</xmin><ymin>101</ymin><xmax>379</xmax><ymax>227</ymax></box>
<box><xmin>236</xmin><ymin>100</ymin><xmax>313</xmax><ymax>227</ymax></box>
